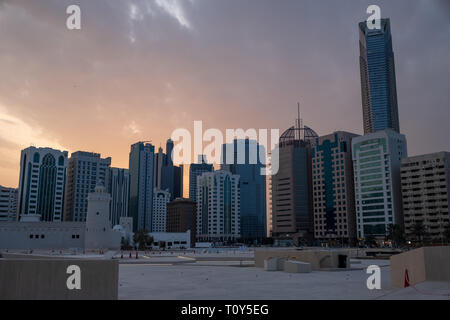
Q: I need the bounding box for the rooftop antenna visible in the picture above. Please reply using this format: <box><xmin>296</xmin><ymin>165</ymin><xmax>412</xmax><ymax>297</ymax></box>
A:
<box><xmin>295</xmin><ymin>102</ymin><xmax>304</xmax><ymax>141</ymax></box>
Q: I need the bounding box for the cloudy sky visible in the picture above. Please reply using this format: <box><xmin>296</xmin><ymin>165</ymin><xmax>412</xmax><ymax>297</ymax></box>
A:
<box><xmin>0</xmin><ymin>0</ymin><xmax>449</xmax><ymax>188</ymax></box>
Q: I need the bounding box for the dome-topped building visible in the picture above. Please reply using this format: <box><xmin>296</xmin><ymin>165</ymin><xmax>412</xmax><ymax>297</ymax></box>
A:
<box><xmin>279</xmin><ymin>125</ymin><xmax>318</xmax><ymax>146</ymax></box>
<box><xmin>271</xmin><ymin>105</ymin><xmax>315</xmax><ymax>245</ymax></box>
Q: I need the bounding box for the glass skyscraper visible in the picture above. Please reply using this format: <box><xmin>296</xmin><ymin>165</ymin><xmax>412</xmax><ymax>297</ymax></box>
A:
<box><xmin>189</xmin><ymin>155</ymin><xmax>213</xmax><ymax>202</ymax></box>
<box><xmin>221</xmin><ymin>139</ymin><xmax>266</xmax><ymax>242</ymax></box>
<box><xmin>108</xmin><ymin>167</ymin><xmax>129</xmax><ymax>227</ymax></box>
<box><xmin>128</xmin><ymin>142</ymin><xmax>155</xmax><ymax>232</ymax></box>
<box><xmin>352</xmin><ymin>130</ymin><xmax>407</xmax><ymax>241</ymax></box>
<box><xmin>359</xmin><ymin>18</ymin><xmax>400</xmax><ymax>134</ymax></box>
<box><xmin>154</xmin><ymin>139</ymin><xmax>183</xmax><ymax>201</ymax></box>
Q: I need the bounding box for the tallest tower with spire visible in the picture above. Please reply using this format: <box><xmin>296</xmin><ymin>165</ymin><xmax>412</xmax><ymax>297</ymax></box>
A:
<box><xmin>359</xmin><ymin>18</ymin><xmax>400</xmax><ymax>134</ymax></box>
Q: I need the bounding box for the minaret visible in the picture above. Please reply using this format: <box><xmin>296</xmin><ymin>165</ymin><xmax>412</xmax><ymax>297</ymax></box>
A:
<box><xmin>85</xmin><ymin>185</ymin><xmax>121</xmax><ymax>250</ymax></box>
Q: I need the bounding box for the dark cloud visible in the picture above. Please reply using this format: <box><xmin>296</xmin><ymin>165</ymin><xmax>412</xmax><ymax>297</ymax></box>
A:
<box><xmin>0</xmin><ymin>0</ymin><xmax>449</xmax><ymax>187</ymax></box>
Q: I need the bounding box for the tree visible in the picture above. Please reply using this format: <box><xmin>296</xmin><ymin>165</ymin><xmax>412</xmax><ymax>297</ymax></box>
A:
<box><xmin>121</xmin><ymin>237</ymin><xmax>131</xmax><ymax>250</ymax></box>
<box><xmin>412</xmin><ymin>221</ymin><xmax>428</xmax><ymax>245</ymax></box>
<box><xmin>147</xmin><ymin>236</ymin><xmax>154</xmax><ymax>249</ymax></box>
<box><xmin>133</xmin><ymin>230</ymin><xmax>152</xmax><ymax>250</ymax></box>
<box><xmin>364</xmin><ymin>234</ymin><xmax>376</xmax><ymax>247</ymax></box>
<box><xmin>444</xmin><ymin>223</ymin><xmax>450</xmax><ymax>244</ymax></box>
<box><xmin>387</xmin><ymin>224</ymin><xmax>405</xmax><ymax>248</ymax></box>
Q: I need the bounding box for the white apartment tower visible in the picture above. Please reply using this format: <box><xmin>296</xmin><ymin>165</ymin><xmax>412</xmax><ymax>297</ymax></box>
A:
<box><xmin>64</xmin><ymin>152</ymin><xmax>111</xmax><ymax>222</ymax></box>
<box><xmin>311</xmin><ymin>131</ymin><xmax>359</xmax><ymax>245</ymax></box>
<box><xmin>401</xmin><ymin>152</ymin><xmax>450</xmax><ymax>241</ymax></box>
<box><xmin>152</xmin><ymin>189</ymin><xmax>171</xmax><ymax>233</ymax></box>
<box><xmin>17</xmin><ymin>147</ymin><xmax>68</xmax><ymax>222</ymax></box>
<box><xmin>196</xmin><ymin>170</ymin><xmax>240</xmax><ymax>242</ymax></box>
<box><xmin>352</xmin><ymin>129</ymin><xmax>407</xmax><ymax>240</ymax></box>
<box><xmin>0</xmin><ymin>185</ymin><xmax>18</xmax><ymax>221</ymax></box>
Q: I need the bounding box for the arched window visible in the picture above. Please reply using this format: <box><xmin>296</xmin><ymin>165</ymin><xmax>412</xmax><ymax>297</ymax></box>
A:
<box><xmin>38</xmin><ymin>154</ymin><xmax>56</xmax><ymax>221</ymax></box>
<box><xmin>33</xmin><ymin>152</ymin><xmax>40</xmax><ymax>163</ymax></box>
<box><xmin>58</xmin><ymin>156</ymin><xmax>65</xmax><ymax>166</ymax></box>
<box><xmin>42</xmin><ymin>154</ymin><xmax>56</xmax><ymax>166</ymax></box>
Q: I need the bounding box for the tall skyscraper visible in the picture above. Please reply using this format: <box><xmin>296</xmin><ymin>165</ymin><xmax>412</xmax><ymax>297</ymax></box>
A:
<box><xmin>352</xmin><ymin>129</ymin><xmax>407</xmax><ymax>241</ymax></box>
<box><xmin>161</xmin><ymin>140</ymin><xmax>175</xmax><ymax>198</ymax></box>
<box><xmin>189</xmin><ymin>155</ymin><xmax>213</xmax><ymax>202</ymax></box>
<box><xmin>197</xmin><ymin>170</ymin><xmax>240</xmax><ymax>242</ymax></box>
<box><xmin>311</xmin><ymin>131</ymin><xmax>359</xmax><ymax>245</ymax></box>
<box><xmin>128</xmin><ymin>142</ymin><xmax>155</xmax><ymax>232</ymax></box>
<box><xmin>0</xmin><ymin>185</ymin><xmax>18</xmax><ymax>221</ymax></box>
<box><xmin>401</xmin><ymin>152</ymin><xmax>450</xmax><ymax>242</ymax></box>
<box><xmin>108</xmin><ymin>167</ymin><xmax>129</xmax><ymax>227</ymax></box>
<box><xmin>154</xmin><ymin>139</ymin><xmax>183</xmax><ymax>201</ymax></box>
<box><xmin>359</xmin><ymin>18</ymin><xmax>400</xmax><ymax>134</ymax></box>
<box><xmin>152</xmin><ymin>188</ymin><xmax>170</xmax><ymax>233</ymax></box>
<box><xmin>271</xmin><ymin>115</ymin><xmax>317</xmax><ymax>245</ymax></box>
<box><xmin>64</xmin><ymin>152</ymin><xmax>111</xmax><ymax>222</ymax></box>
<box><xmin>266</xmin><ymin>161</ymin><xmax>273</xmax><ymax>238</ymax></box>
<box><xmin>17</xmin><ymin>147</ymin><xmax>68</xmax><ymax>222</ymax></box>
<box><xmin>154</xmin><ymin>146</ymin><xmax>165</xmax><ymax>189</ymax></box>
<box><xmin>173</xmin><ymin>165</ymin><xmax>184</xmax><ymax>200</ymax></box>
<box><xmin>221</xmin><ymin>139</ymin><xmax>266</xmax><ymax>242</ymax></box>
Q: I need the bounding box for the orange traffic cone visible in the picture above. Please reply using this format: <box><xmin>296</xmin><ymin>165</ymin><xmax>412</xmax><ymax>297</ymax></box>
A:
<box><xmin>404</xmin><ymin>269</ymin><xmax>410</xmax><ymax>288</ymax></box>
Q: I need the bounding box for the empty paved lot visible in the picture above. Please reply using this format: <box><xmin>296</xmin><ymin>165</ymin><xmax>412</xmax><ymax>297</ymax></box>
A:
<box><xmin>118</xmin><ymin>259</ymin><xmax>450</xmax><ymax>300</ymax></box>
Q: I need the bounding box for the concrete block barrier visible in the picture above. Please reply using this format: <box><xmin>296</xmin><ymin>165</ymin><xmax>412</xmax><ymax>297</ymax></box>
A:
<box><xmin>283</xmin><ymin>260</ymin><xmax>312</xmax><ymax>273</ymax></box>
<box><xmin>390</xmin><ymin>246</ymin><xmax>450</xmax><ymax>288</ymax></box>
<box><xmin>264</xmin><ymin>257</ymin><xmax>278</xmax><ymax>271</ymax></box>
<box><xmin>255</xmin><ymin>249</ymin><xmax>350</xmax><ymax>270</ymax></box>
<box><xmin>0</xmin><ymin>259</ymin><xmax>118</xmax><ymax>300</ymax></box>
<box><xmin>264</xmin><ymin>257</ymin><xmax>286</xmax><ymax>271</ymax></box>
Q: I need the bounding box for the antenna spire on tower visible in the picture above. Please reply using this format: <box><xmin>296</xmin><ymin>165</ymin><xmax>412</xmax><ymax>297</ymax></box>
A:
<box><xmin>295</xmin><ymin>101</ymin><xmax>304</xmax><ymax>141</ymax></box>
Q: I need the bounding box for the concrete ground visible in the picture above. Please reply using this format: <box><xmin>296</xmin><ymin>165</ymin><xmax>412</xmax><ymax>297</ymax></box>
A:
<box><xmin>118</xmin><ymin>259</ymin><xmax>450</xmax><ymax>300</ymax></box>
<box><xmin>3</xmin><ymin>249</ymin><xmax>449</xmax><ymax>299</ymax></box>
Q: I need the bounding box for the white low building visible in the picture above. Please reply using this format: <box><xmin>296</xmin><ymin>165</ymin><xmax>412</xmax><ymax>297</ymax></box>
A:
<box><xmin>149</xmin><ymin>230</ymin><xmax>191</xmax><ymax>249</ymax></box>
<box><xmin>0</xmin><ymin>186</ymin><xmax>121</xmax><ymax>250</ymax></box>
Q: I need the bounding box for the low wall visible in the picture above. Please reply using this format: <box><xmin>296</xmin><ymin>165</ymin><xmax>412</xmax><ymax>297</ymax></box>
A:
<box><xmin>254</xmin><ymin>249</ymin><xmax>349</xmax><ymax>270</ymax></box>
<box><xmin>0</xmin><ymin>259</ymin><xmax>118</xmax><ymax>300</ymax></box>
<box><xmin>390</xmin><ymin>246</ymin><xmax>450</xmax><ymax>288</ymax></box>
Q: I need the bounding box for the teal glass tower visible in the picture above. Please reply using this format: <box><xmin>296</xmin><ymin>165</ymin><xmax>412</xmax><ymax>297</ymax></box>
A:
<box><xmin>128</xmin><ymin>142</ymin><xmax>155</xmax><ymax>232</ymax></box>
<box><xmin>221</xmin><ymin>139</ymin><xmax>267</xmax><ymax>242</ymax></box>
<box><xmin>359</xmin><ymin>18</ymin><xmax>400</xmax><ymax>134</ymax></box>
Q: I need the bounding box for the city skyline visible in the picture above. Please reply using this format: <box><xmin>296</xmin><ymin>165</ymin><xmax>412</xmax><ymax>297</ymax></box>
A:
<box><xmin>1</xmin><ymin>0</ymin><xmax>450</xmax><ymax>189</ymax></box>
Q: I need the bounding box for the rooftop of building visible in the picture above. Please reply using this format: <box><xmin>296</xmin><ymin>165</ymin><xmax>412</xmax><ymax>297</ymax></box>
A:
<box><xmin>401</xmin><ymin>151</ymin><xmax>450</xmax><ymax>163</ymax></box>
<box><xmin>169</xmin><ymin>198</ymin><xmax>196</xmax><ymax>204</ymax></box>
